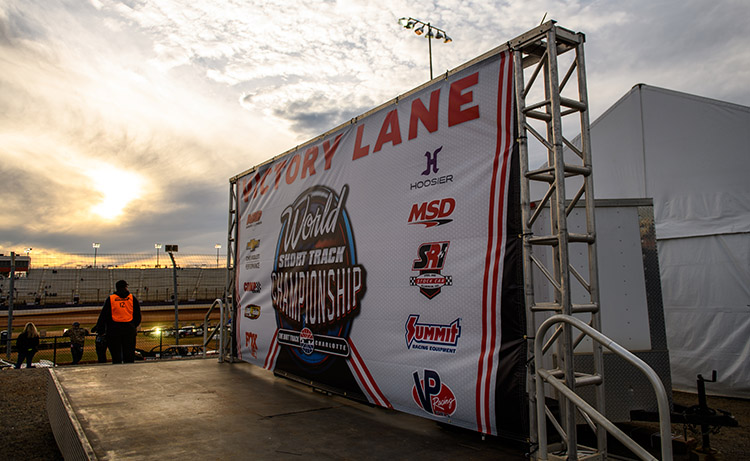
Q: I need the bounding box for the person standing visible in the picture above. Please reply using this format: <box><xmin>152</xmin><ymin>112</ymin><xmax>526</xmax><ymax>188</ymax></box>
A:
<box><xmin>14</xmin><ymin>322</ymin><xmax>40</xmax><ymax>369</ymax></box>
<box><xmin>63</xmin><ymin>321</ymin><xmax>89</xmax><ymax>365</ymax></box>
<box><xmin>90</xmin><ymin>323</ymin><xmax>108</xmax><ymax>363</ymax></box>
<box><xmin>95</xmin><ymin>280</ymin><xmax>141</xmax><ymax>364</ymax></box>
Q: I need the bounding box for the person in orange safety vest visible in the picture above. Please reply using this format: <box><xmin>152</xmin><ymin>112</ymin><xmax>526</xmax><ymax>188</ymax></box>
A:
<box><xmin>95</xmin><ymin>279</ymin><xmax>142</xmax><ymax>363</ymax></box>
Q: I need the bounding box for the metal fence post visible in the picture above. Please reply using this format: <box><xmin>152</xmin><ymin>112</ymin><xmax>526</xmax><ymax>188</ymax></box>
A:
<box><xmin>53</xmin><ymin>337</ymin><xmax>57</xmax><ymax>366</ymax></box>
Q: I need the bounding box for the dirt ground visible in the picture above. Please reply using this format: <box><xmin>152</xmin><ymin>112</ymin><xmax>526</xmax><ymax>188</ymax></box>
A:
<box><xmin>1</xmin><ymin>366</ymin><xmax>748</xmax><ymax>461</ymax></box>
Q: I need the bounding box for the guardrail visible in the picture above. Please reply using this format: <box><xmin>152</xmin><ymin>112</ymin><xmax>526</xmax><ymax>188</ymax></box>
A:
<box><xmin>534</xmin><ymin>314</ymin><xmax>672</xmax><ymax>461</ymax></box>
<box><xmin>202</xmin><ymin>299</ymin><xmax>228</xmax><ymax>362</ymax></box>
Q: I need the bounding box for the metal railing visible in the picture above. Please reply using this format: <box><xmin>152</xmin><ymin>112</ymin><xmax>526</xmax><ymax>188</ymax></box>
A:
<box><xmin>202</xmin><ymin>298</ymin><xmax>229</xmax><ymax>362</ymax></box>
<box><xmin>534</xmin><ymin>315</ymin><xmax>672</xmax><ymax>461</ymax></box>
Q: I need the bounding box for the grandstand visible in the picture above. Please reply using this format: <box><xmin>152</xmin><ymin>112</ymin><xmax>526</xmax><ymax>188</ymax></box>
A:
<box><xmin>0</xmin><ymin>253</ymin><xmax>227</xmax><ymax>308</ymax></box>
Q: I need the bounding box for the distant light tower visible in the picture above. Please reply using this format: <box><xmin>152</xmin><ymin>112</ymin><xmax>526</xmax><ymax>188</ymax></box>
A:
<box><xmin>215</xmin><ymin>244</ymin><xmax>222</xmax><ymax>268</ymax></box>
<box><xmin>398</xmin><ymin>17</ymin><xmax>452</xmax><ymax>80</ymax></box>
<box><xmin>24</xmin><ymin>248</ymin><xmax>32</xmax><ymax>256</ymax></box>
<box><xmin>155</xmin><ymin>243</ymin><xmax>162</xmax><ymax>267</ymax></box>
<box><xmin>92</xmin><ymin>243</ymin><xmax>101</xmax><ymax>267</ymax></box>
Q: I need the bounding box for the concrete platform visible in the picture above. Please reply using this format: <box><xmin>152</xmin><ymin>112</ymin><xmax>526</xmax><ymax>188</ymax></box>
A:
<box><xmin>47</xmin><ymin>359</ymin><xmax>526</xmax><ymax>460</ymax></box>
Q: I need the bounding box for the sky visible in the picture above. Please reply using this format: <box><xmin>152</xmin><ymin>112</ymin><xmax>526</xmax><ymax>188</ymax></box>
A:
<box><xmin>1</xmin><ymin>0</ymin><xmax>749</xmax><ymax>258</ymax></box>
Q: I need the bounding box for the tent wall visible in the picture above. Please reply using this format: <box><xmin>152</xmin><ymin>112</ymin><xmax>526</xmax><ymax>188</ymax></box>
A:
<box><xmin>585</xmin><ymin>84</ymin><xmax>750</xmax><ymax>398</ymax></box>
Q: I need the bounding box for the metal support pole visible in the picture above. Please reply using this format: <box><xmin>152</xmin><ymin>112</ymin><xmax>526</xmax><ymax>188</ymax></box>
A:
<box><xmin>428</xmin><ymin>23</ymin><xmax>433</xmax><ymax>80</ymax></box>
<box><xmin>169</xmin><ymin>251</ymin><xmax>179</xmax><ymax>345</ymax></box>
<box><xmin>6</xmin><ymin>252</ymin><xmax>15</xmax><ymax>359</ymax></box>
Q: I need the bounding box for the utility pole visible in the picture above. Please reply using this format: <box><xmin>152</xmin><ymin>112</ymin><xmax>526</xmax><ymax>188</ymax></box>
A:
<box><xmin>166</xmin><ymin>245</ymin><xmax>179</xmax><ymax>345</ymax></box>
<box><xmin>5</xmin><ymin>252</ymin><xmax>15</xmax><ymax>359</ymax></box>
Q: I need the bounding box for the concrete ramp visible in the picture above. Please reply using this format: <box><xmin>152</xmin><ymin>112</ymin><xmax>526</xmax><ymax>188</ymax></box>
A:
<box><xmin>47</xmin><ymin>359</ymin><xmax>524</xmax><ymax>460</ymax></box>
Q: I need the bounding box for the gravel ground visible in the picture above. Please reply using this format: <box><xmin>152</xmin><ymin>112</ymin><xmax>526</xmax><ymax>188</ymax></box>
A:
<box><xmin>1</xmin><ymin>366</ymin><xmax>748</xmax><ymax>460</ymax></box>
<box><xmin>0</xmin><ymin>367</ymin><xmax>63</xmax><ymax>461</ymax></box>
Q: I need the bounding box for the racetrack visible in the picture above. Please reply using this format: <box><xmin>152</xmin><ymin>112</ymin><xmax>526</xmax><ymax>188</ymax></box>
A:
<box><xmin>1</xmin><ymin>304</ymin><xmax>221</xmax><ymax>331</ymax></box>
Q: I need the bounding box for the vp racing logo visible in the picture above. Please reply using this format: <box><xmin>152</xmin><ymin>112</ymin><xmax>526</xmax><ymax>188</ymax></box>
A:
<box><xmin>410</xmin><ymin>242</ymin><xmax>452</xmax><ymax>299</ymax></box>
<box><xmin>412</xmin><ymin>369</ymin><xmax>457</xmax><ymax>416</ymax></box>
<box><xmin>271</xmin><ymin>184</ymin><xmax>367</xmax><ymax>369</ymax></box>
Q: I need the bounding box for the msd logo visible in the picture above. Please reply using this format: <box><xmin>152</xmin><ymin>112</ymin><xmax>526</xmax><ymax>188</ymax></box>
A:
<box><xmin>408</xmin><ymin>198</ymin><xmax>455</xmax><ymax>228</ymax></box>
<box><xmin>412</xmin><ymin>369</ymin><xmax>457</xmax><ymax>417</ymax></box>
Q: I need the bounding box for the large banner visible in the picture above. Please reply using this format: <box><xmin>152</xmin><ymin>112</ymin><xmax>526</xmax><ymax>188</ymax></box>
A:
<box><xmin>235</xmin><ymin>50</ymin><xmax>522</xmax><ymax>435</ymax></box>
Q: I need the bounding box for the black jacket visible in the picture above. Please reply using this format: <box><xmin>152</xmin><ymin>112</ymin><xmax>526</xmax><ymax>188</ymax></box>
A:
<box><xmin>95</xmin><ymin>288</ymin><xmax>142</xmax><ymax>333</ymax></box>
<box><xmin>16</xmin><ymin>332</ymin><xmax>40</xmax><ymax>353</ymax></box>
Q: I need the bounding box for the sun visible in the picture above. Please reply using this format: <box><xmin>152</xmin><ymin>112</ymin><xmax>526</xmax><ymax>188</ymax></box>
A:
<box><xmin>87</xmin><ymin>165</ymin><xmax>145</xmax><ymax>220</ymax></box>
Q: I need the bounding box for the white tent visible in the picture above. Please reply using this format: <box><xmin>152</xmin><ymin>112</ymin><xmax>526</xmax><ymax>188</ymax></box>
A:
<box><xmin>584</xmin><ymin>84</ymin><xmax>750</xmax><ymax>398</ymax></box>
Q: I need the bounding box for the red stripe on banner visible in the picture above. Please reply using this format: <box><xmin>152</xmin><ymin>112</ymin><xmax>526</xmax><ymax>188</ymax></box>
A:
<box><xmin>477</xmin><ymin>51</ymin><xmax>514</xmax><ymax>435</ymax></box>
<box><xmin>264</xmin><ymin>329</ymin><xmax>280</xmax><ymax>370</ymax></box>
<box><xmin>348</xmin><ymin>339</ymin><xmax>392</xmax><ymax>408</ymax></box>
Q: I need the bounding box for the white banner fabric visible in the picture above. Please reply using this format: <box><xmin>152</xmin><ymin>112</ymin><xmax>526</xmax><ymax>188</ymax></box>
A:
<box><xmin>235</xmin><ymin>50</ymin><xmax>515</xmax><ymax>434</ymax></box>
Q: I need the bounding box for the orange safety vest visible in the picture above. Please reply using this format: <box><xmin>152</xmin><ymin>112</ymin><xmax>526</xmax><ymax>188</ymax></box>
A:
<box><xmin>110</xmin><ymin>294</ymin><xmax>134</xmax><ymax>322</ymax></box>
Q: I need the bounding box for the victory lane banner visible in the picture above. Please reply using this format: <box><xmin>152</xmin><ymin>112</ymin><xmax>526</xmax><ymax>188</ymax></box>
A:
<box><xmin>234</xmin><ymin>49</ymin><xmax>522</xmax><ymax>436</ymax></box>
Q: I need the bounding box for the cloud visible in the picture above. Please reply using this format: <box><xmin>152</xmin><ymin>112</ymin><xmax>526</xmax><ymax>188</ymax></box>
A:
<box><xmin>1</xmin><ymin>0</ymin><xmax>749</xmax><ymax>256</ymax></box>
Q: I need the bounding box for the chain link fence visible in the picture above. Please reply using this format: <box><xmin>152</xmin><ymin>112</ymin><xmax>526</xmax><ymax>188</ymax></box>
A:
<box><xmin>1</xmin><ymin>326</ymin><xmax>224</xmax><ymax>368</ymax></box>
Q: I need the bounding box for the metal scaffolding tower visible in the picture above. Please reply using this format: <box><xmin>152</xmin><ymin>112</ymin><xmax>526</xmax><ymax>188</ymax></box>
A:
<box><xmin>511</xmin><ymin>22</ymin><xmax>606</xmax><ymax>459</ymax></box>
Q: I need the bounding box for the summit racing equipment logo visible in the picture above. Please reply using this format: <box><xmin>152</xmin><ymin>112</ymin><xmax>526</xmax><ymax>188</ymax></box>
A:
<box><xmin>271</xmin><ymin>184</ymin><xmax>366</xmax><ymax>368</ymax></box>
<box><xmin>410</xmin><ymin>242</ymin><xmax>452</xmax><ymax>299</ymax></box>
<box><xmin>405</xmin><ymin>315</ymin><xmax>461</xmax><ymax>353</ymax></box>
<box><xmin>408</xmin><ymin>198</ymin><xmax>455</xmax><ymax>228</ymax></box>
<box><xmin>412</xmin><ymin>369</ymin><xmax>457</xmax><ymax>417</ymax></box>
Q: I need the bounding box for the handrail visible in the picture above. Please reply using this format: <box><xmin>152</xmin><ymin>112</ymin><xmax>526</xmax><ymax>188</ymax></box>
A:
<box><xmin>534</xmin><ymin>314</ymin><xmax>672</xmax><ymax>461</ymax></box>
<box><xmin>203</xmin><ymin>298</ymin><xmax>224</xmax><ymax>361</ymax></box>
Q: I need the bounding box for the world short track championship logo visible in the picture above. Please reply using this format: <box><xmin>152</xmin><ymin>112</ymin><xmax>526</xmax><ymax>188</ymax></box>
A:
<box><xmin>271</xmin><ymin>184</ymin><xmax>367</xmax><ymax>369</ymax></box>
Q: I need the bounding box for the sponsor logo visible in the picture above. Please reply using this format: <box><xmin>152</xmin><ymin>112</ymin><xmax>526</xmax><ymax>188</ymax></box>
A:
<box><xmin>410</xmin><ymin>146</ymin><xmax>454</xmax><ymax>190</ymax></box>
<box><xmin>246</xmin><ymin>210</ymin><xmax>262</xmax><ymax>228</ymax></box>
<box><xmin>405</xmin><ymin>314</ymin><xmax>461</xmax><ymax>353</ymax></box>
<box><xmin>245</xmin><ymin>261</ymin><xmax>261</xmax><ymax>270</ymax></box>
<box><xmin>243</xmin><ymin>281</ymin><xmax>262</xmax><ymax>293</ymax></box>
<box><xmin>408</xmin><ymin>198</ymin><xmax>455</xmax><ymax>228</ymax></box>
<box><xmin>247</xmin><ymin>239</ymin><xmax>260</xmax><ymax>251</ymax></box>
<box><xmin>410</xmin><ymin>242</ymin><xmax>452</xmax><ymax>299</ymax></box>
<box><xmin>271</xmin><ymin>184</ymin><xmax>366</xmax><ymax>368</ymax></box>
<box><xmin>422</xmin><ymin>146</ymin><xmax>441</xmax><ymax>176</ymax></box>
<box><xmin>277</xmin><ymin>328</ymin><xmax>350</xmax><ymax>357</ymax></box>
<box><xmin>245</xmin><ymin>331</ymin><xmax>258</xmax><ymax>359</ymax></box>
<box><xmin>412</xmin><ymin>369</ymin><xmax>457</xmax><ymax>416</ymax></box>
<box><xmin>244</xmin><ymin>304</ymin><xmax>261</xmax><ymax>319</ymax></box>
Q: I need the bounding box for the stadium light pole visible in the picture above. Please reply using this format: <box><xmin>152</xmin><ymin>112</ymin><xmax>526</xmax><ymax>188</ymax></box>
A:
<box><xmin>166</xmin><ymin>245</ymin><xmax>180</xmax><ymax>345</ymax></box>
<box><xmin>5</xmin><ymin>252</ymin><xmax>14</xmax><ymax>358</ymax></box>
<box><xmin>92</xmin><ymin>243</ymin><xmax>100</xmax><ymax>267</ymax></box>
<box><xmin>398</xmin><ymin>17</ymin><xmax>452</xmax><ymax>80</ymax></box>
<box><xmin>215</xmin><ymin>244</ymin><xmax>221</xmax><ymax>268</ymax></box>
<box><xmin>155</xmin><ymin>243</ymin><xmax>162</xmax><ymax>268</ymax></box>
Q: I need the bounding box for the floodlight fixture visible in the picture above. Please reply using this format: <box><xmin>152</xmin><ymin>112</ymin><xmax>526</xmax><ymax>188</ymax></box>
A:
<box><xmin>92</xmin><ymin>242</ymin><xmax>101</xmax><ymax>266</ymax></box>
<box><xmin>397</xmin><ymin>17</ymin><xmax>451</xmax><ymax>80</ymax></box>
